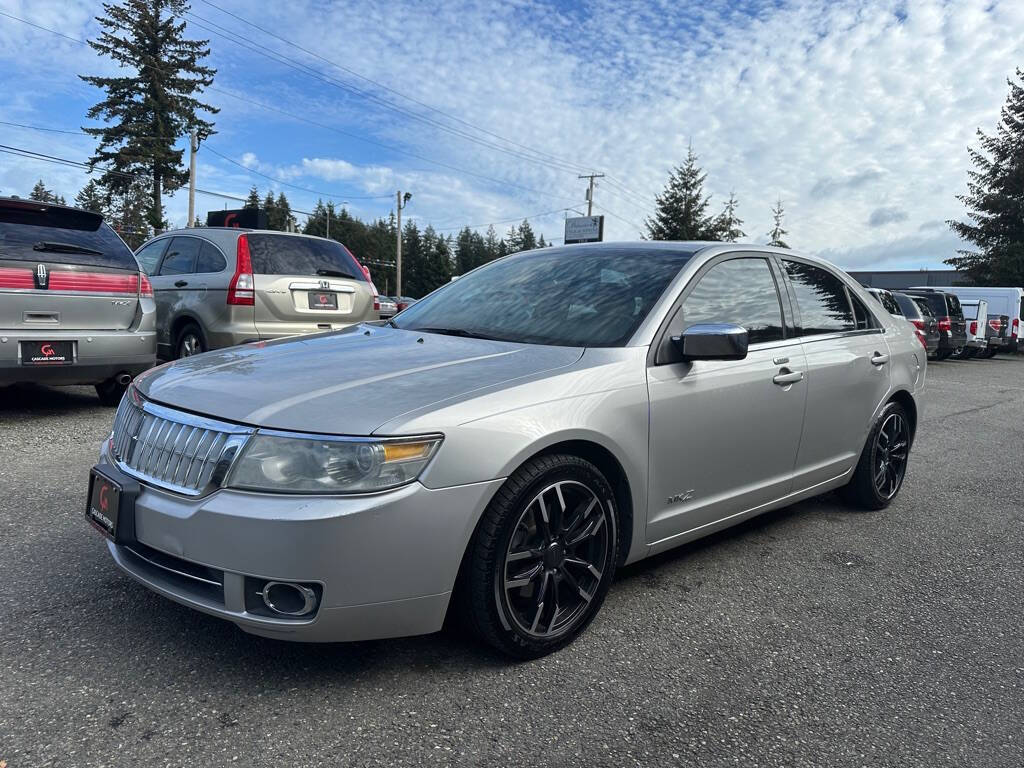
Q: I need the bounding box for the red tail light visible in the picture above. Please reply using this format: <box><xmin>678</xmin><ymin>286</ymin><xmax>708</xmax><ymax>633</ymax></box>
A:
<box><xmin>988</xmin><ymin>318</ymin><xmax>1003</xmax><ymax>332</ymax></box>
<box><xmin>139</xmin><ymin>273</ymin><xmax>153</xmax><ymax>298</ymax></box>
<box><xmin>911</xmin><ymin>319</ymin><xmax>925</xmax><ymax>331</ymax></box>
<box><xmin>969</xmin><ymin>320</ymin><xmax>978</xmax><ymax>336</ymax></box>
<box><xmin>937</xmin><ymin>316</ymin><xmax>952</xmax><ymax>333</ymax></box>
<box><xmin>0</xmin><ymin>266</ymin><xmax>34</xmax><ymax>289</ymax></box>
<box><xmin>373</xmin><ymin>296</ymin><xmax>381</xmax><ymax>311</ymax></box>
<box><xmin>1013</xmin><ymin>318</ymin><xmax>1019</xmax><ymax>339</ymax></box>
<box><xmin>915</xmin><ymin>329</ymin><xmax>928</xmax><ymax>349</ymax></box>
<box><xmin>227</xmin><ymin>234</ymin><xmax>255</xmax><ymax>306</ymax></box>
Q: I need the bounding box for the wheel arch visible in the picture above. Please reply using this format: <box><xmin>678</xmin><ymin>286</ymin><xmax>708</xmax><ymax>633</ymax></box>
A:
<box><xmin>887</xmin><ymin>388</ymin><xmax>918</xmax><ymax>444</ymax></box>
<box><xmin>170</xmin><ymin>314</ymin><xmax>206</xmax><ymax>348</ymax></box>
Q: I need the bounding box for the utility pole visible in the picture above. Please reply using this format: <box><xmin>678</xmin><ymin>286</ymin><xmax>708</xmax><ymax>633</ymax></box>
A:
<box><xmin>579</xmin><ymin>173</ymin><xmax>605</xmax><ymax>216</ymax></box>
<box><xmin>396</xmin><ymin>190</ymin><xmax>411</xmax><ymax>297</ymax></box>
<box><xmin>326</xmin><ymin>203</ymin><xmax>330</xmax><ymax>239</ymax></box>
<box><xmin>187</xmin><ymin>129</ymin><xmax>198</xmax><ymax>227</ymax></box>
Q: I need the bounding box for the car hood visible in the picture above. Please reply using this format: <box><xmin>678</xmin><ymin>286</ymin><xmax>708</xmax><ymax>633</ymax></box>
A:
<box><xmin>135</xmin><ymin>325</ymin><xmax>584</xmax><ymax>435</ymax></box>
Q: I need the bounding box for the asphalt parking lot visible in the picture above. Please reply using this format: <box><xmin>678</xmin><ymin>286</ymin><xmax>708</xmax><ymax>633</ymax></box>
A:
<box><xmin>1</xmin><ymin>357</ymin><xmax>1022</xmax><ymax>767</ymax></box>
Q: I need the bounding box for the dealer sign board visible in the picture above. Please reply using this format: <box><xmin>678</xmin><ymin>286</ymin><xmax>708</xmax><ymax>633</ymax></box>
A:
<box><xmin>564</xmin><ymin>215</ymin><xmax>604</xmax><ymax>244</ymax></box>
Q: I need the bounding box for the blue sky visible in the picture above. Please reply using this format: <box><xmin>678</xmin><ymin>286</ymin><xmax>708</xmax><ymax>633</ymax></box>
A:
<box><xmin>1</xmin><ymin>0</ymin><xmax>1022</xmax><ymax>269</ymax></box>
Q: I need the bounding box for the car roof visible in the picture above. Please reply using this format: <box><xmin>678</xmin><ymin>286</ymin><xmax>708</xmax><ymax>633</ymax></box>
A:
<box><xmin>0</xmin><ymin>195</ymin><xmax>104</xmax><ymax>222</ymax></box>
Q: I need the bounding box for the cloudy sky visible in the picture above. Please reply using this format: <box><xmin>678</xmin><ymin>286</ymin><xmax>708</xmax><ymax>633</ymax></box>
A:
<box><xmin>1</xmin><ymin>0</ymin><xmax>1021</xmax><ymax>269</ymax></box>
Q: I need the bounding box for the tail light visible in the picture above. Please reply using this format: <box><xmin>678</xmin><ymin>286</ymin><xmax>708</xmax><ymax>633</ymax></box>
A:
<box><xmin>937</xmin><ymin>316</ymin><xmax>952</xmax><ymax>333</ymax></box>
<box><xmin>914</xmin><ymin>329</ymin><xmax>928</xmax><ymax>349</ymax></box>
<box><xmin>139</xmin><ymin>273</ymin><xmax>153</xmax><ymax>298</ymax></box>
<box><xmin>911</xmin><ymin>319</ymin><xmax>925</xmax><ymax>331</ymax></box>
<box><xmin>969</xmin><ymin>320</ymin><xmax>978</xmax><ymax>336</ymax></box>
<box><xmin>397</xmin><ymin>301</ymin><xmax>408</xmax><ymax>312</ymax></box>
<box><xmin>373</xmin><ymin>296</ymin><xmax>381</xmax><ymax>311</ymax></box>
<box><xmin>988</xmin><ymin>318</ymin><xmax>1003</xmax><ymax>333</ymax></box>
<box><xmin>1013</xmin><ymin>318</ymin><xmax>1019</xmax><ymax>339</ymax></box>
<box><xmin>227</xmin><ymin>234</ymin><xmax>255</xmax><ymax>306</ymax></box>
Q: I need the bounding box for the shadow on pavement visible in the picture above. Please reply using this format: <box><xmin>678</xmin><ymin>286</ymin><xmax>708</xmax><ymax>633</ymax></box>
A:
<box><xmin>0</xmin><ymin>382</ymin><xmax>103</xmax><ymax>413</ymax></box>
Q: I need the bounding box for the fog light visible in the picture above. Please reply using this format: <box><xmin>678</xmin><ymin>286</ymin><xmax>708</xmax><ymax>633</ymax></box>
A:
<box><xmin>259</xmin><ymin>581</ymin><xmax>318</xmax><ymax>616</ymax></box>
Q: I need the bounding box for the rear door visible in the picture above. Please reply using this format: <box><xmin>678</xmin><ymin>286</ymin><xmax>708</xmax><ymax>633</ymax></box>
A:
<box><xmin>0</xmin><ymin>201</ymin><xmax>141</xmax><ymax>331</ymax></box>
<box><xmin>246</xmin><ymin>233</ymin><xmax>376</xmax><ymax>339</ymax></box>
<box><xmin>945</xmin><ymin>292</ymin><xmax>967</xmax><ymax>343</ymax></box>
<box><xmin>781</xmin><ymin>258</ymin><xmax>892</xmax><ymax>490</ymax></box>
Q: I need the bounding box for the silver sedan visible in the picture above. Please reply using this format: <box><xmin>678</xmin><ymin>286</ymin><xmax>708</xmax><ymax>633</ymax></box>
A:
<box><xmin>85</xmin><ymin>242</ymin><xmax>924</xmax><ymax>658</ymax></box>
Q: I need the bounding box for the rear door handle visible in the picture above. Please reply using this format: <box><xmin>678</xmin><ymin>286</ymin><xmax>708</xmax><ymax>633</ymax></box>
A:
<box><xmin>174</xmin><ymin>280</ymin><xmax>188</xmax><ymax>288</ymax></box>
<box><xmin>870</xmin><ymin>352</ymin><xmax>890</xmax><ymax>366</ymax></box>
<box><xmin>772</xmin><ymin>369</ymin><xmax>804</xmax><ymax>386</ymax></box>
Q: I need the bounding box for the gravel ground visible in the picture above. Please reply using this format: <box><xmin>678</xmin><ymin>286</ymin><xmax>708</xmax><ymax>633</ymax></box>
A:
<box><xmin>0</xmin><ymin>356</ymin><xmax>1022</xmax><ymax>767</ymax></box>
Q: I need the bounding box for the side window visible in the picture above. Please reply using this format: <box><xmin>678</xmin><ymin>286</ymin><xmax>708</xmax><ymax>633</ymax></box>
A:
<box><xmin>881</xmin><ymin>292</ymin><xmax>901</xmax><ymax>316</ymax></box>
<box><xmin>849</xmin><ymin>291</ymin><xmax>875</xmax><ymax>330</ymax></box>
<box><xmin>134</xmin><ymin>239</ymin><xmax>168</xmax><ymax>275</ymax></box>
<box><xmin>195</xmin><ymin>241</ymin><xmax>227</xmax><ymax>273</ymax></box>
<box><xmin>159</xmin><ymin>237</ymin><xmax>200</xmax><ymax>275</ymax></box>
<box><xmin>782</xmin><ymin>260</ymin><xmax>855</xmax><ymax>336</ymax></box>
<box><xmin>680</xmin><ymin>258</ymin><xmax>785</xmax><ymax>344</ymax></box>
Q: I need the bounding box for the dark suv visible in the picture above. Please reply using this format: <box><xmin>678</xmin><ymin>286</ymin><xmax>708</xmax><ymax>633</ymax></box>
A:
<box><xmin>900</xmin><ymin>288</ymin><xmax>967</xmax><ymax>360</ymax></box>
<box><xmin>0</xmin><ymin>198</ymin><xmax>156</xmax><ymax>403</ymax></box>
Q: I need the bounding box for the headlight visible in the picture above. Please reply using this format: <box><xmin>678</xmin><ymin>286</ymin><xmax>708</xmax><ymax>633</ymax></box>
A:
<box><xmin>226</xmin><ymin>432</ymin><xmax>442</xmax><ymax>494</ymax></box>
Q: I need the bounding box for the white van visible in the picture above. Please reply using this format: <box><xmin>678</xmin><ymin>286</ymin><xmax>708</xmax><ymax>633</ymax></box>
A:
<box><xmin>915</xmin><ymin>286</ymin><xmax>1022</xmax><ymax>354</ymax></box>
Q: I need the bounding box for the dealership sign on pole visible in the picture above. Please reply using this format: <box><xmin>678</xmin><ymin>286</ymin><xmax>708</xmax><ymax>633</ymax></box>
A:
<box><xmin>564</xmin><ymin>215</ymin><xmax>604</xmax><ymax>244</ymax></box>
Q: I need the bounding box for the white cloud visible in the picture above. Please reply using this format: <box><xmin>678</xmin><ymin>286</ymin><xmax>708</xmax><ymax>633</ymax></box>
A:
<box><xmin>239</xmin><ymin>152</ymin><xmax>258</xmax><ymax>169</ymax></box>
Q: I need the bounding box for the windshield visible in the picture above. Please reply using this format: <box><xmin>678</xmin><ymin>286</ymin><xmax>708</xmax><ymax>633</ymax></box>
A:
<box><xmin>392</xmin><ymin>246</ymin><xmax>693</xmax><ymax>346</ymax></box>
<box><xmin>246</xmin><ymin>233</ymin><xmax>366</xmax><ymax>280</ymax></box>
<box><xmin>0</xmin><ymin>205</ymin><xmax>138</xmax><ymax>270</ymax></box>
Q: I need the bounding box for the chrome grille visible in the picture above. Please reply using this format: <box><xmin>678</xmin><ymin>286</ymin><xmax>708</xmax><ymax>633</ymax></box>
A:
<box><xmin>111</xmin><ymin>393</ymin><xmax>253</xmax><ymax>495</ymax></box>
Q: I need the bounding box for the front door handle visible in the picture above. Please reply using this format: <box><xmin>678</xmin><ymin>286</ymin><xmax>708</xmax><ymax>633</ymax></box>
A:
<box><xmin>174</xmin><ymin>279</ymin><xmax>189</xmax><ymax>288</ymax></box>
<box><xmin>772</xmin><ymin>368</ymin><xmax>804</xmax><ymax>386</ymax></box>
<box><xmin>870</xmin><ymin>352</ymin><xmax>890</xmax><ymax>366</ymax></box>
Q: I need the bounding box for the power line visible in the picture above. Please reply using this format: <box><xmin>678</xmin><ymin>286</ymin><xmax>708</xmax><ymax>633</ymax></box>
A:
<box><xmin>195</xmin><ymin>0</ymin><xmax>598</xmax><ymax>176</ymax></box>
<box><xmin>434</xmin><ymin>208</ymin><xmax>574</xmax><ymax>233</ymax></box>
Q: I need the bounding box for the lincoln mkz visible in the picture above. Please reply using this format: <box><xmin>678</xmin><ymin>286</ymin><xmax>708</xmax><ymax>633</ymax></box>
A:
<box><xmin>86</xmin><ymin>242</ymin><xmax>923</xmax><ymax>658</ymax></box>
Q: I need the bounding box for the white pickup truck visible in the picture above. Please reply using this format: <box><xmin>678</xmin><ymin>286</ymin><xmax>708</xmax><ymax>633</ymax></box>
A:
<box><xmin>959</xmin><ymin>299</ymin><xmax>989</xmax><ymax>359</ymax></box>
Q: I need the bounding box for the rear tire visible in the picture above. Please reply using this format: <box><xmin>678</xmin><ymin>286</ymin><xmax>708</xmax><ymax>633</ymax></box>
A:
<box><xmin>935</xmin><ymin>349</ymin><xmax>952</xmax><ymax>361</ymax></box>
<box><xmin>842</xmin><ymin>401</ymin><xmax>911</xmax><ymax>511</ymax></box>
<box><xmin>175</xmin><ymin>322</ymin><xmax>206</xmax><ymax>359</ymax></box>
<box><xmin>458</xmin><ymin>454</ymin><xmax>619</xmax><ymax>659</ymax></box>
<box><xmin>94</xmin><ymin>377</ymin><xmax>127</xmax><ymax>407</ymax></box>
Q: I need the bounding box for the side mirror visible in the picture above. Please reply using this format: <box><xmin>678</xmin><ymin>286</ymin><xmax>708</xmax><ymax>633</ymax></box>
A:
<box><xmin>671</xmin><ymin>323</ymin><xmax>749</xmax><ymax>361</ymax></box>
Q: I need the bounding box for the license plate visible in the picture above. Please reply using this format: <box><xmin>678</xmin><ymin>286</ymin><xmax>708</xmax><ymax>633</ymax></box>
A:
<box><xmin>308</xmin><ymin>292</ymin><xmax>338</xmax><ymax>310</ymax></box>
<box><xmin>20</xmin><ymin>340</ymin><xmax>74</xmax><ymax>365</ymax></box>
<box><xmin>87</xmin><ymin>468</ymin><xmax>122</xmax><ymax>540</ymax></box>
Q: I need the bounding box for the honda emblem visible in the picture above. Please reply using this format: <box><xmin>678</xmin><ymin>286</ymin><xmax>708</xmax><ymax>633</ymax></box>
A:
<box><xmin>319</xmin><ymin>280</ymin><xmax>330</xmax><ymax>290</ymax></box>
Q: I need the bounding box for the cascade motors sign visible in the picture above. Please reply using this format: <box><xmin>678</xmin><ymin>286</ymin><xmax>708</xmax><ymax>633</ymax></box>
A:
<box><xmin>206</xmin><ymin>208</ymin><xmax>268</xmax><ymax>228</ymax></box>
<box><xmin>564</xmin><ymin>215</ymin><xmax>604</xmax><ymax>244</ymax></box>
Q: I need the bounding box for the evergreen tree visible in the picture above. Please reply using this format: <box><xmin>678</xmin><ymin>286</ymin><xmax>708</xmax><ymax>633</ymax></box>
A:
<box><xmin>75</xmin><ymin>179</ymin><xmax>109</xmax><ymax>214</ymax></box>
<box><xmin>455</xmin><ymin>227</ymin><xmax>476</xmax><ymax>275</ymax></box>
<box><xmin>483</xmin><ymin>224</ymin><xmax>501</xmax><ymax>262</ymax></box>
<box><xmin>947</xmin><ymin>68</ymin><xmax>1024</xmax><ymax>285</ymax></box>
<box><xmin>274</xmin><ymin>192</ymin><xmax>295</xmax><ymax>232</ymax></box>
<box><xmin>400</xmin><ymin>221</ymin><xmax>423</xmax><ymax>297</ymax></box>
<box><xmin>29</xmin><ymin>179</ymin><xmax>65</xmax><ymax>205</ymax></box>
<box><xmin>713</xmin><ymin>191</ymin><xmax>745</xmax><ymax>242</ymax></box>
<box><xmin>81</xmin><ymin>0</ymin><xmax>217</xmax><ymax>231</ymax></box>
<box><xmin>504</xmin><ymin>224</ymin><xmax>522</xmax><ymax>254</ymax></box>
<box><xmin>244</xmin><ymin>186</ymin><xmax>261</xmax><ymax>209</ymax></box>
<box><xmin>537</xmin><ymin>234</ymin><xmax>547</xmax><ymax>248</ymax></box>
<box><xmin>645</xmin><ymin>145</ymin><xmax>716</xmax><ymax>240</ymax></box>
<box><xmin>517</xmin><ymin>219</ymin><xmax>537</xmax><ymax>251</ymax></box>
<box><xmin>108</xmin><ymin>179</ymin><xmax>154</xmax><ymax>249</ymax></box>
<box><xmin>767</xmin><ymin>198</ymin><xmax>789</xmax><ymax>248</ymax></box>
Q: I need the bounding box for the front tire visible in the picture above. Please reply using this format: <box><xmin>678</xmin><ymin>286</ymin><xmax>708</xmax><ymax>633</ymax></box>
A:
<box><xmin>842</xmin><ymin>401</ymin><xmax>911</xmax><ymax>510</ymax></box>
<box><xmin>459</xmin><ymin>454</ymin><xmax>619</xmax><ymax>659</ymax></box>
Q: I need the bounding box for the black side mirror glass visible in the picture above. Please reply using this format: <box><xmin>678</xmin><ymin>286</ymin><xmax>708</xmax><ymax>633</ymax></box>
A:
<box><xmin>671</xmin><ymin>323</ymin><xmax>749</xmax><ymax>361</ymax></box>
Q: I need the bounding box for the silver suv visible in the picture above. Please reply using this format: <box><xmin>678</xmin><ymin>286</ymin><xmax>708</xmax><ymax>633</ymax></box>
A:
<box><xmin>134</xmin><ymin>229</ymin><xmax>380</xmax><ymax>358</ymax></box>
<box><xmin>0</xmin><ymin>197</ymin><xmax>156</xmax><ymax>405</ymax></box>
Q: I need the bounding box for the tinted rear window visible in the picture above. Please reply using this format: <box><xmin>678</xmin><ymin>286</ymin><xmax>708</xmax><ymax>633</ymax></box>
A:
<box><xmin>247</xmin><ymin>234</ymin><xmax>365</xmax><ymax>280</ymax></box>
<box><xmin>0</xmin><ymin>205</ymin><xmax>138</xmax><ymax>270</ymax></box>
<box><xmin>892</xmin><ymin>293</ymin><xmax>921</xmax><ymax>319</ymax></box>
<box><xmin>782</xmin><ymin>260</ymin><xmax>855</xmax><ymax>335</ymax></box>
<box><xmin>945</xmin><ymin>293</ymin><xmax>963</xmax><ymax>319</ymax></box>
<box><xmin>910</xmin><ymin>297</ymin><xmax>935</xmax><ymax>318</ymax></box>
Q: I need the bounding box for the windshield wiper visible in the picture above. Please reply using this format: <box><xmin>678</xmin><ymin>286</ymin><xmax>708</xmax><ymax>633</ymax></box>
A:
<box><xmin>413</xmin><ymin>326</ymin><xmax>503</xmax><ymax>341</ymax></box>
<box><xmin>316</xmin><ymin>268</ymin><xmax>358</xmax><ymax>280</ymax></box>
<box><xmin>33</xmin><ymin>241</ymin><xmax>104</xmax><ymax>256</ymax></box>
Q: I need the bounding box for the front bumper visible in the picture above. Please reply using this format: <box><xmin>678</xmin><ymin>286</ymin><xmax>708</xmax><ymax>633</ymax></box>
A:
<box><xmin>0</xmin><ymin>329</ymin><xmax>155</xmax><ymax>385</ymax></box>
<box><xmin>94</xmin><ymin>442</ymin><xmax>503</xmax><ymax>641</ymax></box>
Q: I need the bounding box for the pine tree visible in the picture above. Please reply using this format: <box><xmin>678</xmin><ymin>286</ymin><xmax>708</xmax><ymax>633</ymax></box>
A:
<box><xmin>75</xmin><ymin>179</ymin><xmax>109</xmax><ymax>214</ymax></box>
<box><xmin>645</xmin><ymin>145</ymin><xmax>716</xmax><ymax>240</ymax></box>
<box><xmin>244</xmin><ymin>186</ymin><xmax>261</xmax><ymax>209</ymax></box>
<box><xmin>537</xmin><ymin>234</ymin><xmax>547</xmax><ymax>248</ymax></box>
<box><xmin>274</xmin><ymin>192</ymin><xmax>295</xmax><ymax>232</ymax></box>
<box><xmin>767</xmin><ymin>198</ymin><xmax>789</xmax><ymax>248</ymax></box>
<box><xmin>108</xmin><ymin>179</ymin><xmax>154</xmax><ymax>249</ymax></box>
<box><xmin>504</xmin><ymin>224</ymin><xmax>522</xmax><ymax>254</ymax></box>
<box><xmin>517</xmin><ymin>219</ymin><xmax>537</xmax><ymax>251</ymax></box>
<box><xmin>29</xmin><ymin>180</ymin><xmax>65</xmax><ymax>205</ymax></box>
<box><xmin>80</xmin><ymin>0</ymin><xmax>217</xmax><ymax>231</ymax></box>
<box><xmin>483</xmin><ymin>225</ymin><xmax>501</xmax><ymax>262</ymax></box>
<box><xmin>947</xmin><ymin>68</ymin><xmax>1024</xmax><ymax>284</ymax></box>
<box><xmin>401</xmin><ymin>221</ymin><xmax>423</xmax><ymax>297</ymax></box>
<box><xmin>713</xmin><ymin>192</ymin><xmax>745</xmax><ymax>242</ymax></box>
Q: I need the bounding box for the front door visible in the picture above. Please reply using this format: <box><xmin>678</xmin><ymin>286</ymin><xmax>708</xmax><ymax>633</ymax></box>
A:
<box><xmin>646</xmin><ymin>255</ymin><xmax>807</xmax><ymax>546</ymax></box>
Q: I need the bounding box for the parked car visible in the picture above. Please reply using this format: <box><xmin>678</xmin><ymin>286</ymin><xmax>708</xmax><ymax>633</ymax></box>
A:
<box><xmin>892</xmin><ymin>291</ymin><xmax>939</xmax><ymax>357</ymax></box>
<box><xmin>395</xmin><ymin>296</ymin><xmax>418</xmax><ymax>312</ymax></box>
<box><xmin>977</xmin><ymin>312</ymin><xmax>1012</xmax><ymax>358</ymax></box>
<box><xmin>864</xmin><ymin>287</ymin><xmax>904</xmax><ymax>318</ymax></box>
<box><xmin>901</xmin><ymin>288</ymin><xmax>967</xmax><ymax>360</ymax></box>
<box><xmin>376</xmin><ymin>295</ymin><xmax>398</xmax><ymax>319</ymax></box>
<box><xmin>87</xmin><ymin>243</ymin><xmax>923</xmax><ymax>658</ymax></box>
<box><xmin>921</xmin><ymin>285</ymin><xmax>1022</xmax><ymax>354</ymax></box>
<box><xmin>0</xmin><ymin>197</ymin><xmax>156</xmax><ymax>404</ymax></box>
<box><xmin>134</xmin><ymin>229</ymin><xmax>380</xmax><ymax>359</ymax></box>
<box><xmin>958</xmin><ymin>299</ymin><xmax>990</xmax><ymax>359</ymax></box>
